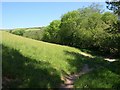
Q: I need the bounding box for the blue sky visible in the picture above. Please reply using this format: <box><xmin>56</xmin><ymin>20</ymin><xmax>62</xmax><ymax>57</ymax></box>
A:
<box><xmin>2</xmin><ymin>2</ymin><xmax>111</xmax><ymax>29</ymax></box>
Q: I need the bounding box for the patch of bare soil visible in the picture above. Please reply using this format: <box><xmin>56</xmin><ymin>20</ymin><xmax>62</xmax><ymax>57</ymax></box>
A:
<box><xmin>59</xmin><ymin>64</ymin><xmax>93</xmax><ymax>89</ymax></box>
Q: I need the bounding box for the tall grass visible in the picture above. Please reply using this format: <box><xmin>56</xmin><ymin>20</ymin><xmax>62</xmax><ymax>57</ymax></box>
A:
<box><xmin>2</xmin><ymin>31</ymin><xmax>84</xmax><ymax>73</ymax></box>
<box><xmin>2</xmin><ymin>31</ymin><xmax>120</xmax><ymax>88</ymax></box>
<box><xmin>2</xmin><ymin>31</ymin><xmax>85</xmax><ymax>88</ymax></box>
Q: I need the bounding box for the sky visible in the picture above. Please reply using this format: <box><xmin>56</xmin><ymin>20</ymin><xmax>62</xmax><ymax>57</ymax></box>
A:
<box><xmin>2</xmin><ymin>2</ymin><xmax>111</xmax><ymax>29</ymax></box>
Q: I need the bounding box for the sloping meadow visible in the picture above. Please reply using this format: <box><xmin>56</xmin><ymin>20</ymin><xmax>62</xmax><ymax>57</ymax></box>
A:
<box><xmin>2</xmin><ymin>31</ymin><xmax>120</xmax><ymax>88</ymax></box>
<box><xmin>2</xmin><ymin>31</ymin><xmax>85</xmax><ymax>88</ymax></box>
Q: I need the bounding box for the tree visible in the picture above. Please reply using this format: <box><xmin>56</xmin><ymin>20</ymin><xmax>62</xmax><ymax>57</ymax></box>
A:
<box><xmin>23</xmin><ymin>30</ymin><xmax>44</xmax><ymax>40</ymax></box>
<box><xmin>106</xmin><ymin>0</ymin><xmax>120</xmax><ymax>14</ymax></box>
<box><xmin>59</xmin><ymin>4</ymin><xmax>106</xmax><ymax>48</ymax></box>
<box><xmin>11</xmin><ymin>29</ymin><xmax>25</xmax><ymax>36</ymax></box>
<box><xmin>102</xmin><ymin>12</ymin><xmax>117</xmax><ymax>25</ymax></box>
<box><xmin>101</xmin><ymin>12</ymin><xmax>118</xmax><ymax>33</ymax></box>
<box><xmin>106</xmin><ymin>0</ymin><xmax>120</xmax><ymax>32</ymax></box>
<box><xmin>59</xmin><ymin>10</ymin><xmax>80</xmax><ymax>46</ymax></box>
<box><xmin>42</xmin><ymin>20</ymin><xmax>61</xmax><ymax>43</ymax></box>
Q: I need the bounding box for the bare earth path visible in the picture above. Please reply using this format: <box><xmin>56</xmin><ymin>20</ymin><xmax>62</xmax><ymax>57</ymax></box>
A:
<box><xmin>59</xmin><ymin>64</ymin><xmax>93</xmax><ymax>89</ymax></box>
<box><xmin>59</xmin><ymin>51</ymin><xmax>118</xmax><ymax>89</ymax></box>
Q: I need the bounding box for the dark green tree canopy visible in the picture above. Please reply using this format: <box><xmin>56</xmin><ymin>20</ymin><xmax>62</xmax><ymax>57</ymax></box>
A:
<box><xmin>106</xmin><ymin>0</ymin><xmax>120</xmax><ymax>14</ymax></box>
<box><xmin>42</xmin><ymin>20</ymin><xmax>61</xmax><ymax>43</ymax></box>
<box><xmin>42</xmin><ymin>3</ymin><xmax>120</xmax><ymax>56</ymax></box>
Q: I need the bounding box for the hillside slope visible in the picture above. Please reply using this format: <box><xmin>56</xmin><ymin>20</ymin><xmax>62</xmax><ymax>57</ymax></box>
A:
<box><xmin>2</xmin><ymin>31</ymin><xmax>84</xmax><ymax>73</ymax></box>
<box><xmin>2</xmin><ymin>31</ymin><xmax>86</xmax><ymax>88</ymax></box>
<box><xmin>2</xmin><ymin>31</ymin><xmax>120</xmax><ymax>88</ymax></box>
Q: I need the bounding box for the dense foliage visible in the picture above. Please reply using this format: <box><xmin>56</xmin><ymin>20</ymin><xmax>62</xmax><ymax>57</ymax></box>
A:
<box><xmin>23</xmin><ymin>30</ymin><xmax>44</xmax><ymax>40</ymax></box>
<box><xmin>106</xmin><ymin>0</ymin><xmax>120</xmax><ymax>33</ymax></box>
<box><xmin>11</xmin><ymin>29</ymin><xmax>26</xmax><ymax>36</ymax></box>
<box><xmin>106</xmin><ymin>0</ymin><xmax>120</xmax><ymax>14</ymax></box>
<box><xmin>42</xmin><ymin>20</ymin><xmax>61</xmax><ymax>43</ymax></box>
<box><xmin>42</xmin><ymin>5</ymin><xmax>120</xmax><ymax>57</ymax></box>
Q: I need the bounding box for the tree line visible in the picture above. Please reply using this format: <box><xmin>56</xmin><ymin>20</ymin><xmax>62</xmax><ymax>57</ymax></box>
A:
<box><xmin>10</xmin><ymin>3</ymin><xmax>120</xmax><ymax>57</ymax></box>
<box><xmin>42</xmin><ymin>3</ymin><xmax>120</xmax><ymax>57</ymax></box>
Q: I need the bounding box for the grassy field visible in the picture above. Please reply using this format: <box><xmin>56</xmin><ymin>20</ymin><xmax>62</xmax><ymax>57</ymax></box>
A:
<box><xmin>2</xmin><ymin>31</ymin><xmax>120</xmax><ymax>88</ymax></box>
<box><xmin>74</xmin><ymin>66</ymin><xmax>120</xmax><ymax>89</ymax></box>
<box><xmin>2</xmin><ymin>31</ymin><xmax>86</xmax><ymax>88</ymax></box>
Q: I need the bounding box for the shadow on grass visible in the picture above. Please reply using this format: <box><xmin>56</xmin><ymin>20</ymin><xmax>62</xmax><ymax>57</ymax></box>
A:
<box><xmin>63</xmin><ymin>50</ymin><xmax>102</xmax><ymax>73</ymax></box>
<box><xmin>64</xmin><ymin>50</ymin><xmax>120</xmax><ymax>74</ymax></box>
<box><xmin>64</xmin><ymin>50</ymin><xmax>120</xmax><ymax>88</ymax></box>
<box><xmin>74</xmin><ymin>67</ymin><xmax>120</xmax><ymax>89</ymax></box>
<box><xmin>2</xmin><ymin>45</ymin><xmax>61</xmax><ymax>88</ymax></box>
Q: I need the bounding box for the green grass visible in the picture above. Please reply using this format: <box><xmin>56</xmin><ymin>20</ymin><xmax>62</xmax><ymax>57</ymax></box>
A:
<box><xmin>25</xmin><ymin>28</ymin><xmax>41</xmax><ymax>31</ymax></box>
<box><xmin>2</xmin><ymin>31</ymin><xmax>86</xmax><ymax>88</ymax></box>
<box><xmin>2</xmin><ymin>45</ymin><xmax>61</xmax><ymax>88</ymax></box>
<box><xmin>2</xmin><ymin>31</ymin><xmax>120</xmax><ymax>88</ymax></box>
<box><xmin>2</xmin><ymin>31</ymin><xmax>85</xmax><ymax>73</ymax></box>
<box><xmin>74</xmin><ymin>67</ymin><xmax>120</xmax><ymax>89</ymax></box>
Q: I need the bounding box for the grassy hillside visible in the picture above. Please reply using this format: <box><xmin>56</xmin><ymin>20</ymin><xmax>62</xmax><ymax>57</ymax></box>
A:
<box><xmin>2</xmin><ymin>31</ymin><xmax>84</xmax><ymax>73</ymax></box>
<box><xmin>2</xmin><ymin>31</ymin><xmax>86</xmax><ymax>88</ymax></box>
<box><xmin>2</xmin><ymin>31</ymin><xmax>120</xmax><ymax>88</ymax></box>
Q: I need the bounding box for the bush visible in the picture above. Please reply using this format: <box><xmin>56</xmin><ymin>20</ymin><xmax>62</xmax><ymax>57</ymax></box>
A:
<box><xmin>23</xmin><ymin>30</ymin><xmax>44</xmax><ymax>40</ymax></box>
<box><xmin>11</xmin><ymin>29</ymin><xmax>25</xmax><ymax>36</ymax></box>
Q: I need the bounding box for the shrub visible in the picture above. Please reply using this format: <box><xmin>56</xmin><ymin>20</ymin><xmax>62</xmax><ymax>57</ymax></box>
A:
<box><xmin>23</xmin><ymin>30</ymin><xmax>44</xmax><ymax>40</ymax></box>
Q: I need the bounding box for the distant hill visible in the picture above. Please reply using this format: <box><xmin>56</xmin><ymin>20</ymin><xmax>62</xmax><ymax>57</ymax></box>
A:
<box><xmin>7</xmin><ymin>27</ymin><xmax>45</xmax><ymax>40</ymax></box>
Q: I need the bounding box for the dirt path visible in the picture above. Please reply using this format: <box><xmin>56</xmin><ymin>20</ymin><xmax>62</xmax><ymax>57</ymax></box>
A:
<box><xmin>59</xmin><ymin>51</ymin><xmax>118</xmax><ymax>89</ymax></box>
<box><xmin>59</xmin><ymin>64</ymin><xmax>93</xmax><ymax>89</ymax></box>
<box><xmin>79</xmin><ymin>51</ymin><xmax>117</xmax><ymax>62</ymax></box>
